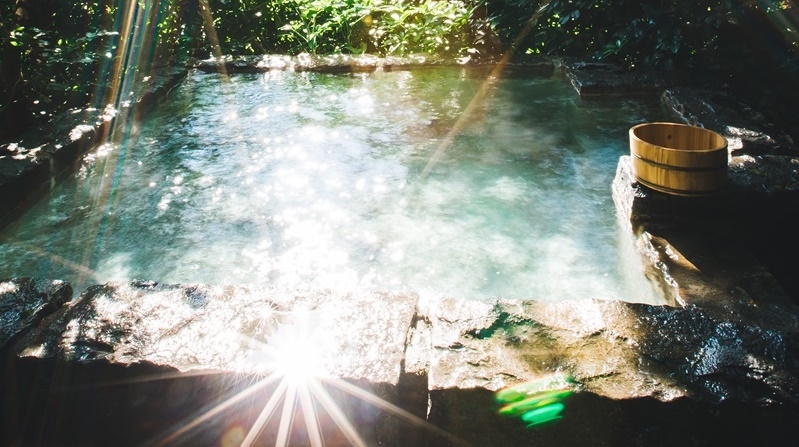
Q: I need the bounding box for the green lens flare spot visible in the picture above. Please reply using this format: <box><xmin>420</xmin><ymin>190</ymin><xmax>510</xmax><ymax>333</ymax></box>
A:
<box><xmin>521</xmin><ymin>402</ymin><xmax>565</xmax><ymax>426</ymax></box>
<box><xmin>498</xmin><ymin>389</ymin><xmax>573</xmax><ymax>416</ymax></box>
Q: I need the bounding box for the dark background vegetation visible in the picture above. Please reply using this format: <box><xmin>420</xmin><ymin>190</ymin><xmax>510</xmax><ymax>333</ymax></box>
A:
<box><xmin>2</xmin><ymin>0</ymin><xmax>798</xmax><ymax>141</ymax></box>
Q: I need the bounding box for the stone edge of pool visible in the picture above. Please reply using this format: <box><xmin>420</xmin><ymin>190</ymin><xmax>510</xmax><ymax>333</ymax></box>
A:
<box><xmin>2</xmin><ymin>56</ymin><xmax>799</xmax><ymax>445</ymax></box>
<box><xmin>3</xmin><ymin>279</ymin><xmax>799</xmax><ymax>445</ymax></box>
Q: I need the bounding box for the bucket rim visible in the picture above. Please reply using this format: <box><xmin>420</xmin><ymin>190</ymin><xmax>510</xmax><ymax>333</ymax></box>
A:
<box><xmin>629</xmin><ymin>122</ymin><xmax>728</xmax><ymax>153</ymax></box>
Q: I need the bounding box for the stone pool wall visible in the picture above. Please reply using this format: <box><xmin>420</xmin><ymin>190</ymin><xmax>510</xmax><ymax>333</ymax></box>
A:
<box><xmin>3</xmin><ymin>276</ymin><xmax>799</xmax><ymax>445</ymax></box>
<box><xmin>2</xmin><ymin>56</ymin><xmax>799</xmax><ymax>445</ymax></box>
<box><xmin>0</xmin><ymin>66</ymin><xmax>188</xmax><ymax>232</ymax></box>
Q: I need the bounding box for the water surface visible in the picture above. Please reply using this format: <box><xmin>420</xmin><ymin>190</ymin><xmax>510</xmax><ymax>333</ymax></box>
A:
<box><xmin>1</xmin><ymin>67</ymin><xmax>666</xmax><ymax>303</ymax></box>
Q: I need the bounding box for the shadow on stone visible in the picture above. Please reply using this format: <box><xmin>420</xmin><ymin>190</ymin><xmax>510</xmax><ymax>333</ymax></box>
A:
<box><xmin>426</xmin><ymin>387</ymin><xmax>799</xmax><ymax>446</ymax></box>
<box><xmin>3</xmin><ymin>357</ymin><xmax>411</xmax><ymax>446</ymax></box>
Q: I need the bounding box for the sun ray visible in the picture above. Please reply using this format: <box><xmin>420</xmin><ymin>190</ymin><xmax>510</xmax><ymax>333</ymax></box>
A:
<box><xmin>308</xmin><ymin>379</ymin><xmax>368</xmax><ymax>447</ymax></box>
<box><xmin>240</xmin><ymin>376</ymin><xmax>290</xmax><ymax>447</ymax></box>
<box><xmin>275</xmin><ymin>381</ymin><xmax>299</xmax><ymax>447</ymax></box>
<box><xmin>326</xmin><ymin>377</ymin><xmax>470</xmax><ymax>446</ymax></box>
<box><xmin>298</xmin><ymin>381</ymin><xmax>325</xmax><ymax>447</ymax></box>
<box><xmin>198</xmin><ymin>0</ymin><xmax>229</xmax><ymax>79</ymax></box>
<box><xmin>153</xmin><ymin>373</ymin><xmax>281</xmax><ymax>446</ymax></box>
<box><xmin>417</xmin><ymin>0</ymin><xmax>553</xmax><ymax>180</ymax></box>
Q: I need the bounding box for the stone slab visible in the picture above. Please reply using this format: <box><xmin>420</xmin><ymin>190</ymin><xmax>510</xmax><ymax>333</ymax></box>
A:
<box><xmin>613</xmin><ymin>155</ymin><xmax>794</xmax><ymax>307</ymax></box>
<box><xmin>421</xmin><ymin>296</ymin><xmax>799</xmax><ymax>445</ymax></box>
<box><xmin>4</xmin><ymin>282</ymin><xmax>420</xmax><ymax>446</ymax></box>
<box><xmin>661</xmin><ymin>87</ymin><xmax>799</xmax><ymax>198</ymax></box>
<box><xmin>0</xmin><ymin>66</ymin><xmax>186</xmax><ymax>232</ymax></box>
<box><xmin>561</xmin><ymin>60</ymin><xmax>677</xmax><ymax>96</ymax></box>
<box><xmin>192</xmin><ymin>53</ymin><xmax>556</xmax><ymax>76</ymax></box>
<box><xmin>424</xmin><ymin>297</ymin><xmax>685</xmax><ymax>400</ymax></box>
<box><xmin>0</xmin><ymin>277</ymin><xmax>72</xmax><ymax>352</ymax></box>
<box><xmin>12</xmin><ymin>281</ymin><xmax>418</xmax><ymax>383</ymax></box>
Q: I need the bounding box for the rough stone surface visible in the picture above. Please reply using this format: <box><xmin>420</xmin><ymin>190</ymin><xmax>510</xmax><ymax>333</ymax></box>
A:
<box><xmin>0</xmin><ymin>65</ymin><xmax>187</xmax><ymax>231</ymax></box>
<box><xmin>12</xmin><ymin>281</ymin><xmax>417</xmax><ymax>383</ymax></box>
<box><xmin>661</xmin><ymin>87</ymin><xmax>799</xmax><ymax>199</ymax></box>
<box><xmin>192</xmin><ymin>53</ymin><xmax>556</xmax><ymax>76</ymax></box>
<box><xmin>0</xmin><ymin>278</ymin><xmax>72</xmax><ymax>351</ymax></box>
<box><xmin>612</xmin><ymin>156</ymin><xmax>735</xmax><ymax>226</ymax></box>
<box><xmin>422</xmin><ymin>297</ymin><xmax>799</xmax><ymax>404</ymax></box>
<box><xmin>193</xmin><ymin>53</ymin><xmax>464</xmax><ymax>74</ymax></box>
<box><xmin>6</xmin><ymin>280</ymin><xmax>799</xmax><ymax>445</ymax></box>
<box><xmin>613</xmin><ymin>156</ymin><xmax>795</xmax><ymax>308</ymax></box>
<box><xmin>419</xmin><ymin>296</ymin><xmax>799</xmax><ymax>446</ymax></box>
<box><xmin>4</xmin><ymin>281</ymin><xmax>419</xmax><ymax>446</ymax></box>
<box><xmin>561</xmin><ymin>59</ymin><xmax>677</xmax><ymax>95</ymax></box>
<box><xmin>661</xmin><ymin>88</ymin><xmax>797</xmax><ymax>154</ymax></box>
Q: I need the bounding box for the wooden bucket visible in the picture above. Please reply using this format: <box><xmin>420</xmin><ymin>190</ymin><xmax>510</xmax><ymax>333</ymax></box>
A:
<box><xmin>629</xmin><ymin>122</ymin><xmax>728</xmax><ymax>196</ymax></box>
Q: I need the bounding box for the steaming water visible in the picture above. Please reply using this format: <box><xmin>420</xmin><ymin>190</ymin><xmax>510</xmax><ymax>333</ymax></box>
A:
<box><xmin>0</xmin><ymin>67</ymin><xmax>666</xmax><ymax>303</ymax></box>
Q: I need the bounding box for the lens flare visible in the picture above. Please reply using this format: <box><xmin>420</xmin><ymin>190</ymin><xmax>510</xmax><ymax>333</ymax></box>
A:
<box><xmin>496</xmin><ymin>374</ymin><xmax>574</xmax><ymax>428</ymax></box>
<box><xmin>140</xmin><ymin>307</ymin><xmax>467</xmax><ymax>446</ymax></box>
<box><xmin>247</xmin><ymin>317</ymin><xmax>330</xmax><ymax>385</ymax></box>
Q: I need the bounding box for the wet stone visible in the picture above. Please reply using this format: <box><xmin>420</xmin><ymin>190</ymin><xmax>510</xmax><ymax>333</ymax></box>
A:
<box><xmin>424</xmin><ymin>298</ymin><xmax>687</xmax><ymax>400</ymax></box>
<box><xmin>660</xmin><ymin>87</ymin><xmax>799</xmax><ymax>205</ymax></box>
<box><xmin>561</xmin><ymin>59</ymin><xmax>676</xmax><ymax>96</ymax></box>
<box><xmin>4</xmin><ymin>282</ymin><xmax>419</xmax><ymax>446</ymax></box>
<box><xmin>193</xmin><ymin>53</ymin><xmax>437</xmax><ymax>74</ymax></box>
<box><xmin>611</xmin><ymin>157</ymin><xmax>787</xmax><ymax>304</ymax></box>
<box><xmin>0</xmin><ymin>277</ymin><xmax>72</xmax><ymax>352</ymax></box>
<box><xmin>661</xmin><ymin>87</ymin><xmax>798</xmax><ymax>157</ymax></box>
<box><xmin>611</xmin><ymin>156</ymin><xmax>734</xmax><ymax>227</ymax></box>
<box><xmin>617</xmin><ymin>302</ymin><xmax>799</xmax><ymax>404</ymax></box>
<box><xmin>12</xmin><ymin>281</ymin><xmax>418</xmax><ymax>382</ymax></box>
<box><xmin>420</xmin><ymin>297</ymin><xmax>678</xmax><ymax>446</ymax></box>
<box><xmin>0</xmin><ymin>65</ymin><xmax>187</xmax><ymax>233</ymax></box>
<box><xmin>421</xmin><ymin>296</ymin><xmax>799</xmax><ymax>445</ymax></box>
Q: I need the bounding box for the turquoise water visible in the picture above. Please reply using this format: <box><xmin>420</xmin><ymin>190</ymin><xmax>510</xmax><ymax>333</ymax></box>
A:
<box><xmin>0</xmin><ymin>67</ymin><xmax>666</xmax><ymax>303</ymax></box>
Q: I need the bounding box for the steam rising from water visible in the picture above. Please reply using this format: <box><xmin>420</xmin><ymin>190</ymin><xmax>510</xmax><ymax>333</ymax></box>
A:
<box><xmin>0</xmin><ymin>68</ymin><xmax>665</xmax><ymax>303</ymax></box>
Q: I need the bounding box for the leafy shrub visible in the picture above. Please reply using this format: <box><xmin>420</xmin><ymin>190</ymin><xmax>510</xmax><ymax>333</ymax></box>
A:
<box><xmin>1</xmin><ymin>1</ymin><xmax>191</xmax><ymax>137</ymax></box>
<box><xmin>481</xmin><ymin>0</ymin><xmax>799</xmax><ymax>137</ymax></box>
<box><xmin>368</xmin><ymin>0</ymin><xmax>475</xmax><ymax>56</ymax></box>
<box><xmin>4</xmin><ymin>0</ymin><xmax>797</xmax><ymax>139</ymax></box>
<box><xmin>483</xmin><ymin>0</ymin><xmax>798</xmax><ymax>72</ymax></box>
<box><xmin>203</xmin><ymin>0</ymin><xmax>476</xmax><ymax>57</ymax></box>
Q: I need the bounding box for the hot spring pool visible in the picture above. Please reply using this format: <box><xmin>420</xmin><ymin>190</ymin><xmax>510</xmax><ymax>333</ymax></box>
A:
<box><xmin>1</xmin><ymin>67</ymin><xmax>667</xmax><ymax>303</ymax></box>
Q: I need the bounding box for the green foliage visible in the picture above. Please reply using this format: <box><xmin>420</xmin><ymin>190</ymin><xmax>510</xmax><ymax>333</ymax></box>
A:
<box><xmin>482</xmin><ymin>0</ymin><xmax>798</xmax><ymax>72</ymax></box>
<box><xmin>481</xmin><ymin>0</ymin><xmax>799</xmax><ymax>138</ymax></box>
<box><xmin>203</xmin><ymin>0</ymin><xmax>282</xmax><ymax>54</ymax></box>
<box><xmin>5</xmin><ymin>0</ymin><xmax>797</xmax><ymax>139</ymax></box>
<box><xmin>202</xmin><ymin>0</ymin><xmax>476</xmax><ymax>56</ymax></box>
<box><xmin>276</xmin><ymin>0</ymin><xmax>372</xmax><ymax>54</ymax></box>
<box><xmin>2</xmin><ymin>0</ymin><xmax>480</xmax><ymax>137</ymax></box>
<box><xmin>1</xmin><ymin>1</ymin><xmax>193</xmax><ymax>135</ymax></box>
<box><xmin>369</xmin><ymin>0</ymin><xmax>475</xmax><ymax>56</ymax></box>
